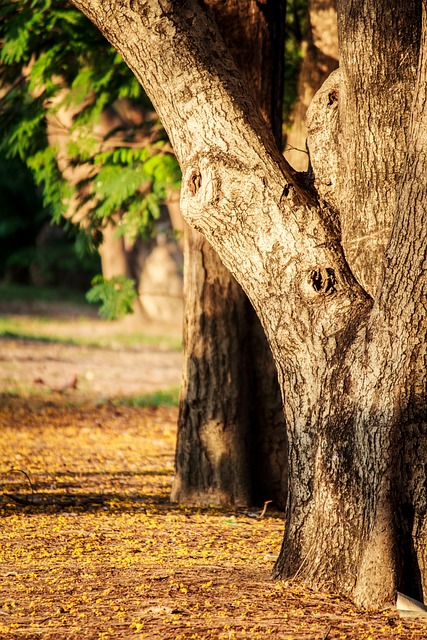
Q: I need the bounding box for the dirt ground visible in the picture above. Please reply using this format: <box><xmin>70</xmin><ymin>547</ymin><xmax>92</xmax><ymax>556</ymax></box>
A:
<box><xmin>0</xmin><ymin>336</ymin><xmax>182</xmax><ymax>399</ymax></box>
<box><xmin>1</xmin><ymin>301</ymin><xmax>427</xmax><ymax>639</ymax></box>
<box><xmin>0</xmin><ymin>299</ymin><xmax>182</xmax><ymax>400</ymax></box>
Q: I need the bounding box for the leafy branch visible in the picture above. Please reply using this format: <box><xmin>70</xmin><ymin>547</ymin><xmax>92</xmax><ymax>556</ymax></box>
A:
<box><xmin>0</xmin><ymin>0</ymin><xmax>182</xmax><ymax>316</ymax></box>
<box><xmin>85</xmin><ymin>275</ymin><xmax>138</xmax><ymax>320</ymax></box>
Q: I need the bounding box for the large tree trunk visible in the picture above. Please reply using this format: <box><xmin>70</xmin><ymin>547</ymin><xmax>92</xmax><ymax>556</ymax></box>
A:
<box><xmin>71</xmin><ymin>0</ymin><xmax>427</xmax><ymax>608</ymax></box>
<box><xmin>172</xmin><ymin>0</ymin><xmax>287</xmax><ymax>508</ymax></box>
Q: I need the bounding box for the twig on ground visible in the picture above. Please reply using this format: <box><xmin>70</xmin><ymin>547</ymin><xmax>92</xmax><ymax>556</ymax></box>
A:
<box><xmin>258</xmin><ymin>500</ymin><xmax>272</xmax><ymax>518</ymax></box>
<box><xmin>2</xmin><ymin>468</ymin><xmax>35</xmax><ymax>505</ymax></box>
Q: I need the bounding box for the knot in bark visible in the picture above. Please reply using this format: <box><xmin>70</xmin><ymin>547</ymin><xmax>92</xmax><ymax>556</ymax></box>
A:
<box><xmin>188</xmin><ymin>170</ymin><xmax>202</xmax><ymax>196</ymax></box>
<box><xmin>311</xmin><ymin>267</ymin><xmax>336</xmax><ymax>295</ymax></box>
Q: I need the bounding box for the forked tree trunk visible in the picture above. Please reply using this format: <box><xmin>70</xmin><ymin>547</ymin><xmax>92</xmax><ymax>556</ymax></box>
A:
<box><xmin>71</xmin><ymin>0</ymin><xmax>427</xmax><ymax>607</ymax></box>
<box><xmin>172</xmin><ymin>0</ymin><xmax>287</xmax><ymax>508</ymax></box>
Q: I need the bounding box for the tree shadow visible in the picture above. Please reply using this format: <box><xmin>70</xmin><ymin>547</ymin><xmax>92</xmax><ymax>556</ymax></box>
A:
<box><xmin>0</xmin><ymin>469</ymin><xmax>284</xmax><ymax>520</ymax></box>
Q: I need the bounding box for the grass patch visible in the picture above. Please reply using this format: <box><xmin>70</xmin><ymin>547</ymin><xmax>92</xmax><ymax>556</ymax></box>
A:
<box><xmin>0</xmin><ymin>329</ymin><xmax>58</xmax><ymax>344</ymax></box>
<box><xmin>117</xmin><ymin>386</ymin><xmax>180</xmax><ymax>407</ymax></box>
<box><xmin>0</xmin><ymin>283</ymin><xmax>88</xmax><ymax>305</ymax></box>
<box><xmin>0</xmin><ymin>283</ymin><xmax>182</xmax><ymax>350</ymax></box>
<box><xmin>0</xmin><ymin>316</ymin><xmax>182</xmax><ymax>351</ymax></box>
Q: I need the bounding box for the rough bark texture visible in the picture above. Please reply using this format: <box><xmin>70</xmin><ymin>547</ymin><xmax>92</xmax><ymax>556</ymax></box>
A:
<box><xmin>334</xmin><ymin>0</ymin><xmax>420</xmax><ymax>296</ymax></box>
<box><xmin>172</xmin><ymin>224</ymin><xmax>288</xmax><ymax>507</ymax></box>
<box><xmin>205</xmin><ymin>0</ymin><xmax>284</xmax><ymax>147</ymax></box>
<box><xmin>172</xmin><ymin>226</ymin><xmax>253</xmax><ymax>506</ymax></box>
<box><xmin>70</xmin><ymin>0</ymin><xmax>427</xmax><ymax>608</ymax></box>
<box><xmin>172</xmin><ymin>0</ymin><xmax>287</xmax><ymax>508</ymax></box>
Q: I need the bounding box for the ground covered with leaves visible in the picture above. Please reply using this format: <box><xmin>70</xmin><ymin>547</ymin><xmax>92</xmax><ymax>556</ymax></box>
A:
<box><xmin>1</xmin><ymin>297</ymin><xmax>427</xmax><ymax>638</ymax></box>
<box><xmin>0</xmin><ymin>398</ymin><xmax>426</xmax><ymax>639</ymax></box>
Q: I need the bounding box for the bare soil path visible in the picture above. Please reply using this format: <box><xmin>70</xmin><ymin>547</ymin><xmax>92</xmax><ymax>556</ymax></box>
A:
<box><xmin>0</xmin><ymin>297</ymin><xmax>182</xmax><ymax>400</ymax></box>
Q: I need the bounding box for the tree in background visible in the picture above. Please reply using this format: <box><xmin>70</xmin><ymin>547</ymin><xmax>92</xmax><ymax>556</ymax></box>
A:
<box><xmin>71</xmin><ymin>0</ymin><xmax>427</xmax><ymax>609</ymax></box>
<box><xmin>0</xmin><ymin>0</ymin><xmax>181</xmax><ymax>319</ymax></box>
<box><xmin>171</xmin><ymin>0</ymin><xmax>287</xmax><ymax>509</ymax></box>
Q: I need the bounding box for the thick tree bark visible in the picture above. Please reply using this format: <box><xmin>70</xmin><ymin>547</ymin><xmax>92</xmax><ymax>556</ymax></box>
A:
<box><xmin>332</xmin><ymin>0</ymin><xmax>420</xmax><ymax>296</ymax></box>
<box><xmin>172</xmin><ymin>0</ymin><xmax>287</xmax><ymax>508</ymax></box>
<box><xmin>172</xmin><ymin>225</ymin><xmax>254</xmax><ymax>506</ymax></box>
<box><xmin>70</xmin><ymin>0</ymin><xmax>427</xmax><ymax>607</ymax></box>
<box><xmin>173</xmin><ymin>224</ymin><xmax>288</xmax><ymax>507</ymax></box>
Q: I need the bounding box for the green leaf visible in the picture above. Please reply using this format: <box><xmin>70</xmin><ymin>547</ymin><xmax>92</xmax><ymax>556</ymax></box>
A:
<box><xmin>64</xmin><ymin>67</ymin><xmax>94</xmax><ymax>107</ymax></box>
<box><xmin>0</xmin><ymin>0</ymin><xmax>180</xmax><ymax>259</ymax></box>
<box><xmin>27</xmin><ymin>147</ymin><xmax>73</xmax><ymax>220</ymax></box>
<box><xmin>86</xmin><ymin>275</ymin><xmax>137</xmax><ymax>320</ymax></box>
<box><xmin>28</xmin><ymin>44</ymin><xmax>63</xmax><ymax>94</ymax></box>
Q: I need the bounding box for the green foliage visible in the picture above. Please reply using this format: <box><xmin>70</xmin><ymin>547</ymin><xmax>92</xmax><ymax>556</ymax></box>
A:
<box><xmin>27</xmin><ymin>147</ymin><xmax>73</xmax><ymax>221</ymax></box>
<box><xmin>93</xmin><ymin>146</ymin><xmax>180</xmax><ymax>240</ymax></box>
<box><xmin>118</xmin><ymin>387</ymin><xmax>180</xmax><ymax>408</ymax></box>
<box><xmin>86</xmin><ymin>275</ymin><xmax>138</xmax><ymax>320</ymax></box>
<box><xmin>0</xmin><ymin>0</ymin><xmax>181</xmax><ymax>256</ymax></box>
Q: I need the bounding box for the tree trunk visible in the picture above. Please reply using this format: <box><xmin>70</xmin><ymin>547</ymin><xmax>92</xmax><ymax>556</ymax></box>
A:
<box><xmin>172</xmin><ymin>223</ymin><xmax>288</xmax><ymax>507</ymax></box>
<box><xmin>172</xmin><ymin>0</ymin><xmax>287</xmax><ymax>508</ymax></box>
<box><xmin>172</xmin><ymin>225</ymin><xmax>254</xmax><ymax>506</ymax></box>
<box><xmin>333</xmin><ymin>0</ymin><xmax>421</xmax><ymax>296</ymax></box>
<box><xmin>70</xmin><ymin>0</ymin><xmax>427</xmax><ymax>607</ymax></box>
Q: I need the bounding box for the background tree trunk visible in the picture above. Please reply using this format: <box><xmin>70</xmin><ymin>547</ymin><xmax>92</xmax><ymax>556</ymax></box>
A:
<box><xmin>172</xmin><ymin>0</ymin><xmax>287</xmax><ymax>508</ymax></box>
<box><xmin>285</xmin><ymin>0</ymin><xmax>338</xmax><ymax>172</ymax></box>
